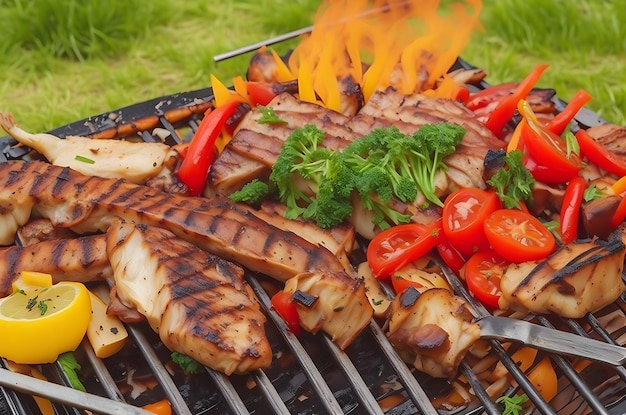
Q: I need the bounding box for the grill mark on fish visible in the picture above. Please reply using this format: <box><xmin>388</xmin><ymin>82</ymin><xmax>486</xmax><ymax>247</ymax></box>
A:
<box><xmin>0</xmin><ymin>160</ymin><xmax>346</xmax><ymax>282</ymax></box>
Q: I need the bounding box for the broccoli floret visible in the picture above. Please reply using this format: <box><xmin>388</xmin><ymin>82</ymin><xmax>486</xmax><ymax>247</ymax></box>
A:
<box><xmin>229</xmin><ymin>179</ymin><xmax>269</xmax><ymax>207</ymax></box>
<box><xmin>270</xmin><ymin>124</ymin><xmax>354</xmax><ymax>228</ymax></box>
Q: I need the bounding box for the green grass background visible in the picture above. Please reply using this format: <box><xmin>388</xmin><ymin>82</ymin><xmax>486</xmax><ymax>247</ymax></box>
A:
<box><xmin>0</xmin><ymin>0</ymin><xmax>624</xmax><ymax>132</ymax></box>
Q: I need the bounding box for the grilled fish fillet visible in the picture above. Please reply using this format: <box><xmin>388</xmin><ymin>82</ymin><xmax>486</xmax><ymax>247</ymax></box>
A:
<box><xmin>0</xmin><ymin>234</ymin><xmax>111</xmax><ymax>297</ymax></box>
<box><xmin>106</xmin><ymin>218</ymin><xmax>271</xmax><ymax>375</ymax></box>
<box><xmin>0</xmin><ymin>160</ymin><xmax>346</xmax><ymax>282</ymax></box>
<box><xmin>387</xmin><ymin>287</ymin><xmax>480</xmax><ymax>379</ymax></box>
<box><xmin>499</xmin><ymin>226</ymin><xmax>626</xmax><ymax>318</ymax></box>
<box><xmin>0</xmin><ymin>112</ymin><xmax>172</xmax><ymax>184</ymax></box>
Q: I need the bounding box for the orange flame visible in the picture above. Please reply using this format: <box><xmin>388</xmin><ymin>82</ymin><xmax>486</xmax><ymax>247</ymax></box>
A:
<box><xmin>285</xmin><ymin>0</ymin><xmax>482</xmax><ymax>110</ymax></box>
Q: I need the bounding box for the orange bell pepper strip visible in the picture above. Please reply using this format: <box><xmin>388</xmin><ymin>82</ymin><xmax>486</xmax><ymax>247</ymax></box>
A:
<box><xmin>143</xmin><ymin>399</ymin><xmax>172</xmax><ymax>415</ymax></box>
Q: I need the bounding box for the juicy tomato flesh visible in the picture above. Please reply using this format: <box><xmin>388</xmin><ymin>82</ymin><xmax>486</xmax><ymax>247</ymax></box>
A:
<box><xmin>367</xmin><ymin>221</ymin><xmax>442</xmax><ymax>280</ymax></box>
<box><xmin>270</xmin><ymin>290</ymin><xmax>300</xmax><ymax>335</ymax></box>
<box><xmin>484</xmin><ymin>209</ymin><xmax>556</xmax><ymax>263</ymax></box>
<box><xmin>463</xmin><ymin>250</ymin><xmax>509</xmax><ymax>309</ymax></box>
<box><xmin>442</xmin><ymin>188</ymin><xmax>501</xmax><ymax>259</ymax></box>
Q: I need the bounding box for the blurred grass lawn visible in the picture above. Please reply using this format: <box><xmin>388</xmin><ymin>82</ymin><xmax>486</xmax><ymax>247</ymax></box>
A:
<box><xmin>0</xmin><ymin>0</ymin><xmax>624</xmax><ymax>131</ymax></box>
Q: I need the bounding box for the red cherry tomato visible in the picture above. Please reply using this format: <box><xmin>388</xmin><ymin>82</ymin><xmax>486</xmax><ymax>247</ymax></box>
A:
<box><xmin>366</xmin><ymin>220</ymin><xmax>443</xmax><ymax>280</ymax></box>
<box><xmin>463</xmin><ymin>250</ymin><xmax>509</xmax><ymax>309</ymax></box>
<box><xmin>518</xmin><ymin>100</ymin><xmax>582</xmax><ymax>184</ymax></box>
<box><xmin>270</xmin><ymin>290</ymin><xmax>300</xmax><ymax>335</ymax></box>
<box><xmin>436</xmin><ymin>237</ymin><xmax>466</xmax><ymax>274</ymax></box>
<box><xmin>484</xmin><ymin>209</ymin><xmax>556</xmax><ymax>263</ymax></box>
<box><xmin>442</xmin><ymin>188</ymin><xmax>501</xmax><ymax>259</ymax></box>
<box><xmin>560</xmin><ymin>176</ymin><xmax>586</xmax><ymax>244</ymax></box>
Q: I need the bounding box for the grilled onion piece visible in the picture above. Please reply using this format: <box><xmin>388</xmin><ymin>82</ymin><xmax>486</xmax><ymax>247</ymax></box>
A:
<box><xmin>387</xmin><ymin>287</ymin><xmax>480</xmax><ymax>379</ymax></box>
<box><xmin>499</xmin><ymin>225</ymin><xmax>626</xmax><ymax>318</ymax></box>
<box><xmin>283</xmin><ymin>271</ymin><xmax>373</xmax><ymax>349</ymax></box>
<box><xmin>106</xmin><ymin>218</ymin><xmax>271</xmax><ymax>375</ymax></box>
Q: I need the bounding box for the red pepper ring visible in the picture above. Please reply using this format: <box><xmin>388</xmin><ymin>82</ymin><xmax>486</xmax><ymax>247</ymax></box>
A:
<box><xmin>560</xmin><ymin>176</ymin><xmax>586</xmax><ymax>244</ymax></box>
<box><xmin>177</xmin><ymin>100</ymin><xmax>240</xmax><ymax>196</ymax></box>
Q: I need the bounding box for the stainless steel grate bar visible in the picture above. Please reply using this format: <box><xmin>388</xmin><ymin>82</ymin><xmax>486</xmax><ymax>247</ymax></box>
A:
<box><xmin>251</xmin><ymin>370</ymin><xmax>291</xmax><ymax>415</ymax></box>
<box><xmin>321</xmin><ymin>336</ymin><xmax>385</xmax><ymax>415</ymax></box>
<box><xmin>127</xmin><ymin>324</ymin><xmax>193</xmax><ymax>415</ymax></box>
<box><xmin>80</xmin><ymin>340</ymin><xmax>125</xmax><ymax>402</ymax></box>
<box><xmin>205</xmin><ymin>369</ymin><xmax>251</xmax><ymax>415</ymax></box>
<box><xmin>246</xmin><ymin>275</ymin><xmax>346</xmax><ymax>415</ymax></box>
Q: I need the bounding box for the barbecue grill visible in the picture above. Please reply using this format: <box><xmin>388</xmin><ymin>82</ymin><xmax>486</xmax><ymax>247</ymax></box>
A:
<box><xmin>0</xmin><ymin>57</ymin><xmax>624</xmax><ymax>415</ymax></box>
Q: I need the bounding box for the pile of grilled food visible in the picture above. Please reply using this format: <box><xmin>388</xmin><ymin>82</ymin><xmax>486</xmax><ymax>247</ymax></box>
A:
<box><xmin>1</xmin><ymin>45</ymin><xmax>626</xmax><ymax>413</ymax></box>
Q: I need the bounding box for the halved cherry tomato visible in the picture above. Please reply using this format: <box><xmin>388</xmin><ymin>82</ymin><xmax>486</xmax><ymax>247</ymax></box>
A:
<box><xmin>366</xmin><ymin>220</ymin><xmax>443</xmax><ymax>280</ymax></box>
<box><xmin>518</xmin><ymin>100</ymin><xmax>583</xmax><ymax>184</ymax></box>
<box><xmin>484</xmin><ymin>64</ymin><xmax>549</xmax><ymax>138</ymax></box>
<box><xmin>484</xmin><ymin>209</ymin><xmax>556</xmax><ymax>263</ymax></box>
<box><xmin>436</xmin><ymin>237</ymin><xmax>466</xmax><ymax>274</ymax></box>
<box><xmin>545</xmin><ymin>89</ymin><xmax>592</xmax><ymax>136</ymax></box>
<box><xmin>560</xmin><ymin>176</ymin><xmax>586</xmax><ymax>243</ymax></box>
<box><xmin>271</xmin><ymin>290</ymin><xmax>300</xmax><ymax>335</ymax></box>
<box><xmin>575</xmin><ymin>128</ymin><xmax>626</xmax><ymax>177</ymax></box>
<box><xmin>463</xmin><ymin>250</ymin><xmax>509</xmax><ymax>309</ymax></box>
<box><xmin>442</xmin><ymin>188</ymin><xmax>501</xmax><ymax>259</ymax></box>
<box><xmin>177</xmin><ymin>100</ymin><xmax>240</xmax><ymax>196</ymax></box>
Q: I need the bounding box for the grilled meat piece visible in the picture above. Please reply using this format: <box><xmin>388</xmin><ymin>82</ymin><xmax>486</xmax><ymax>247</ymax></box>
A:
<box><xmin>0</xmin><ymin>112</ymin><xmax>173</xmax><ymax>184</ymax></box>
<box><xmin>106</xmin><ymin>218</ymin><xmax>271</xmax><ymax>375</ymax></box>
<box><xmin>283</xmin><ymin>271</ymin><xmax>373</xmax><ymax>349</ymax></box>
<box><xmin>499</xmin><ymin>225</ymin><xmax>626</xmax><ymax>318</ymax></box>
<box><xmin>353</xmin><ymin>89</ymin><xmax>505</xmax><ymax>191</ymax></box>
<box><xmin>208</xmin><ymin>93</ymin><xmax>358</xmax><ymax>197</ymax></box>
<box><xmin>0</xmin><ymin>160</ymin><xmax>347</xmax><ymax>282</ymax></box>
<box><xmin>0</xmin><ymin>234</ymin><xmax>111</xmax><ymax>297</ymax></box>
<box><xmin>387</xmin><ymin>287</ymin><xmax>480</xmax><ymax>379</ymax></box>
<box><xmin>16</xmin><ymin>218</ymin><xmax>79</xmax><ymax>245</ymax></box>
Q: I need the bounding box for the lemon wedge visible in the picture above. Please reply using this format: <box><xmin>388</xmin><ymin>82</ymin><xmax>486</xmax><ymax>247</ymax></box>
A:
<box><xmin>11</xmin><ymin>271</ymin><xmax>53</xmax><ymax>293</ymax></box>
<box><xmin>0</xmin><ymin>281</ymin><xmax>91</xmax><ymax>364</ymax></box>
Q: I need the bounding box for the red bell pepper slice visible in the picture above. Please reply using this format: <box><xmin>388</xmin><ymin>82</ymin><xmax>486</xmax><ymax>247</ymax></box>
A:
<box><xmin>484</xmin><ymin>64</ymin><xmax>549</xmax><ymax>138</ymax></box>
<box><xmin>545</xmin><ymin>89</ymin><xmax>592</xmax><ymax>136</ymax></box>
<box><xmin>177</xmin><ymin>100</ymin><xmax>240</xmax><ymax>196</ymax></box>
<box><xmin>610</xmin><ymin>195</ymin><xmax>626</xmax><ymax>229</ymax></box>
<box><xmin>560</xmin><ymin>176</ymin><xmax>586</xmax><ymax>244</ymax></box>
<box><xmin>575</xmin><ymin>129</ymin><xmax>626</xmax><ymax>177</ymax></box>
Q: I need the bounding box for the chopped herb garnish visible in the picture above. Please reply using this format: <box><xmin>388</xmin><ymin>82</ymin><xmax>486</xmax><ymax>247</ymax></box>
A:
<box><xmin>564</xmin><ymin>131</ymin><xmax>580</xmax><ymax>158</ymax></box>
<box><xmin>26</xmin><ymin>295</ymin><xmax>38</xmax><ymax>311</ymax></box>
<box><xmin>583</xmin><ymin>184</ymin><xmax>605</xmax><ymax>202</ymax></box>
<box><xmin>171</xmin><ymin>352</ymin><xmax>204</xmax><ymax>375</ymax></box>
<box><xmin>257</xmin><ymin>105</ymin><xmax>287</xmax><ymax>124</ymax></box>
<box><xmin>57</xmin><ymin>352</ymin><xmax>86</xmax><ymax>392</ymax></box>
<box><xmin>75</xmin><ymin>155</ymin><xmax>95</xmax><ymax>164</ymax></box>
<box><xmin>16</xmin><ymin>289</ymin><xmax>26</xmax><ymax>295</ymax></box>
<box><xmin>497</xmin><ymin>393</ymin><xmax>529</xmax><ymax>415</ymax></box>
<box><xmin>487</xmin><ymin>150</ymin><xmax>535</xmax><ymax>209</ymax></box>
<box><xmin>372</xmin><ymin>298</ymin><xmax>384</xmax><ymax>306</ymax></box>
<box><xmin>38</xmin><ymin>299</ymin><xmax>50</xmax><ymax>315</ymax></box>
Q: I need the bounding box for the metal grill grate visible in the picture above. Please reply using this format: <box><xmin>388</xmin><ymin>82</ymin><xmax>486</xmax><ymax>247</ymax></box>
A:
<box><xmin>0</xmin><ymin>58</ymin><xmax>625</xmax><ymax>415</ymax></box>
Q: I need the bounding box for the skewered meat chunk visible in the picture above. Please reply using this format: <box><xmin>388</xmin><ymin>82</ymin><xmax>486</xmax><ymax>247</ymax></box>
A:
<box><xmin>387</xmin><ymin>287</ymin><xmax>480</xmax><ymax>379</ymax></box>
<box><xmin>106</xmin><ymin>218</ymin><xmax>272</xmax><ymax>375</ymax></box>
<box><xmin>0</xmin><ymin>160</ymin><xmax>347</xmax><ymax>282</ymax></box>
<box><xmin>499</xmin><ymin>225</ymin><xmax>626</xmax><ymax>318</ymax></box>
<box><xmin>0</xmin><ymin>234</ymin><xmax>110</xmax><ymax>297</ymax></box>
<box><xmin>283</xmin><ymin>271</ymin><xmax>373</xmax><ymax>349</ymax></box>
